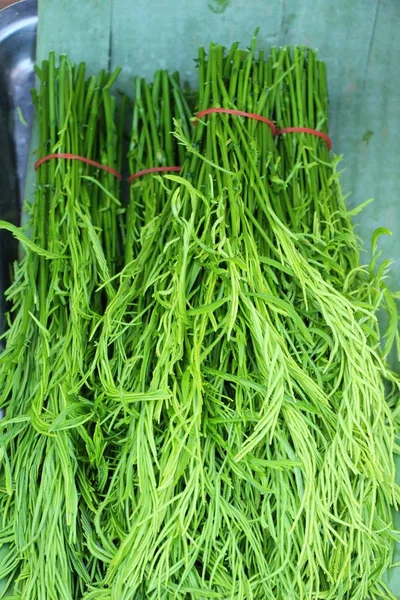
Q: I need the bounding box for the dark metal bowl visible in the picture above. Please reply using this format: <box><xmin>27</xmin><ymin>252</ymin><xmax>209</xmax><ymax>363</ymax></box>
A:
<box><xmin>0</xmin><ymin>0</ymin><xmax>36</xmax><ymax>323</ymax></box>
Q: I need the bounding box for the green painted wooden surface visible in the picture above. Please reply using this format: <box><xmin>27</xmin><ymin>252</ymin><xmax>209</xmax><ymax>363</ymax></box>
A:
<box><xmin>37</xmin><ymin>0</ymin><xmax>112</xmax><ymax>68</ymax></box>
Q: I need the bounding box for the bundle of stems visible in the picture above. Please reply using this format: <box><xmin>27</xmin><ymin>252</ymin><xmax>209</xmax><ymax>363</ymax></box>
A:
<box><xmin>0</xmin><ymin>54</ymin><xmax>123</xmax><ymax>599</ymax></box>
<box><xmin>86</xmin><ymin>41</ymin><xmax>400</xmax><ymax>600</ymax></box>
<box><xmin>0</xmin><ymin>40</ymin><xmax>398</xmax><ymax>600</ymax></box>
<box><xmin>83</xmin><ymin>71</ymin><xmax>195</xmax><ymax>600</ymax></box>
<box><xmin>125</xmin><ymin>70</ymin><xmax>193</xmax><ymax>261</ymax></box>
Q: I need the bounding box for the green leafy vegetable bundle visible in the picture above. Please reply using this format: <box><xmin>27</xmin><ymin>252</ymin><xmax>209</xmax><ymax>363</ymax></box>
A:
<box><xmin>0</xmin><ymin>39</ymin><xmax>399</xmax><ymax>600</ymax></box>
<box><xmin>0</xmin><ymin>54</ymin><xmax>123</xmax><ymax>598</ymax></box>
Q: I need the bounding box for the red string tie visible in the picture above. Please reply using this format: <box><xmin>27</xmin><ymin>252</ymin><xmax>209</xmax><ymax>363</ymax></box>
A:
<box><xmin>195</xmin><ymin>108</ymin><xmax>276</xmax><ymax>135</ymax></box>
<box><xmin>34</xmin><ymin>153</ymin><xmax>123</xmax><ymax>180</ymax></box>
<box><xmin>128</xmin><ymin>166</ymin><xmax>181</xmax><ymax>186</ymax></box>
<box><xmin>34</xmin><ymin>110</ymin><xmax>331</xmax><ymax>186</ymax></box>
<box><xmin>195</xmin><ymin>108</ymin><xmax>332</xmax><ymax>151</ymax></box>
<box><xmin>275</xmin><ymin>126</ymin><xmax>332</xmax><ymax>151</ymax></box>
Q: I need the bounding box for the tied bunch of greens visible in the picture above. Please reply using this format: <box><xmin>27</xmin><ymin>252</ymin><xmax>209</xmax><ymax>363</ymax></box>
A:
<box><xmin>0</xmin><ymin>54</ymin><xmax>124</xmax><ymax>599</ymax></box>
<box><xmin>0</xmin><ymin>39</ymin><xmax>399</xmax><ymax>600</ymax></box>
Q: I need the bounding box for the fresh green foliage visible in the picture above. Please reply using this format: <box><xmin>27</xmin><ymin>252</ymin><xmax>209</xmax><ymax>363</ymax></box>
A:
<box><xmin>0</xmin><ymin>41</ymin><xmax>399</xmax><ymax>600</ymax></box>
<box><xmin>0</xmin><ymin>54</ymin><xmax>122</xmax><ymax>599</ymax></box>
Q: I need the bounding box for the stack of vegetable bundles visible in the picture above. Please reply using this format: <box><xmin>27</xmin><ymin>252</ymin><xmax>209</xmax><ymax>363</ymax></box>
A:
<box><xmin>0</xmin><ymin>37</ymin><xmax>399</xmax><ymax>600</ymax></box>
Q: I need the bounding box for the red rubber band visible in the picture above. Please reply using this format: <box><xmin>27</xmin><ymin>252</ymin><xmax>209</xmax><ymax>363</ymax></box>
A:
<box><xmin>195</xmin><ymin>108</ymin><xmax>331</xmax><ymax>150</ymax></box>
<box><xmin>34</xmin><ymin>153</ymin><xmax>123</xmax><ymax>180</ymax></box>
<box><xmin>34</xmin><ymin>117</ymin><xmax>331</xmax><ymax>191</ymax></box>
<box><xmin>195</xmin><ymin>108</ymin><xmax>276</xmax><ymax>135</ymax></box>
<box><xmin>128</xmin><ymin>166</ymin><xmax>182</xmax><ymax>186</ymax></box>
<box><xmin>275</xmin><ymin>127</ymin><xmax>332</xmax><ymax>151</ymax></box>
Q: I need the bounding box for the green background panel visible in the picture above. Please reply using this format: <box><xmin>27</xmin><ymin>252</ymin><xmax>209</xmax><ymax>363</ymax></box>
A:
<box><xmin>37</xmin><ymin>0</ymin><xmax>112</xmax><ymax>68</ymax></box>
